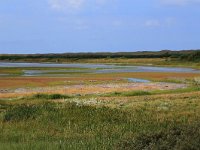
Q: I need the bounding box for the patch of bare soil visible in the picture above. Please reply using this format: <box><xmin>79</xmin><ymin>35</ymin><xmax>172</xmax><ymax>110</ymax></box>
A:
<box><xmin>0</xmin><ymin>82</ymin><xmax>186</xmax><ymax>98</ymax></box>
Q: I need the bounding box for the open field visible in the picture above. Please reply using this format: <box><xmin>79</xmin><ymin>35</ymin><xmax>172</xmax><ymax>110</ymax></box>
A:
<box><xmin>1</xmin><ymin>91</ymin><xmax>200</xmax><ymax>149</ymax></box>
<box><xmin>0</xmin><ymin>60</ymin><xmax>200</xmax><ymax>149</ymax></box>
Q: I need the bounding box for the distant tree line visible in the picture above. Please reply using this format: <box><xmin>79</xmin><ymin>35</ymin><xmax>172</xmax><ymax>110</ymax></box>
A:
<box><xmin>179</xmin><ymin>51</ymin><xmax>200</xmax><ymax>62</ymax></box>
<box><xmin>0</xmin><ymin>50</ymin><xmax>200</xmax><ymax>62</ymax></box>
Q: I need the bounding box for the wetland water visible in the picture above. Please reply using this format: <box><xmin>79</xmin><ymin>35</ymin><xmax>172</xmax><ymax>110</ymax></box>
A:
<box><xmin>0</xmin><ymin>62</ymin><xmax>200</xmax><ymax>76</ymax></box>
<box><xmin>127</xmin><ymin>78</ymin><xmax>150</xmax><ymax>83</ymax></box>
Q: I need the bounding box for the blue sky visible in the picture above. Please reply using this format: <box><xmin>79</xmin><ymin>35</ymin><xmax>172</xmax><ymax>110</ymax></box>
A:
<box><xmin>0</xmin><ymin>0</ymin><xmax>200</xmax><ymax>54</ymax></box>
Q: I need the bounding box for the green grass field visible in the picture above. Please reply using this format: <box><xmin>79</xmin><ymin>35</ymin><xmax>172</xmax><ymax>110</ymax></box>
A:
<box><xmin>1</xmin><ymin>91</ymin><xmax>200</xmax><ymax>150</ymax></box>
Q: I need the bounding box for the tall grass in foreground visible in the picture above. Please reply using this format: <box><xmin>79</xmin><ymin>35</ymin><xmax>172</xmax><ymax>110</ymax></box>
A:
<box><xmin>0</xmin><ymin>99</ymin><xmax>200</xmax><ymax>150</ymax></box>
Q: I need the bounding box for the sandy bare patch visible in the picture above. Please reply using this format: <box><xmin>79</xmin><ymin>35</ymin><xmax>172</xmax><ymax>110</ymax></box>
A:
<box><xmin>0</xmin><ymin>82</ymin><xmax>186</xmax><ymax>98</ymax></box>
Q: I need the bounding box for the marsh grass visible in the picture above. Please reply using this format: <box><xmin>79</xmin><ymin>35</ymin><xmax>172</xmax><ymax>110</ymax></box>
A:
<box><xmin>0</xmin><ymin>98</ymin><xmax>200</xmax><ymax>149</ymax></box>
<box><xmin>3</xmin><ymin>103</ymin><xmax>55</xmax><ymax>122</ymax></box>
<box><xmin>122</xmin><ymin>91</ymin><xmax>151</xmax><ymax>96</ymax></box>
<box><xmin>103</xmin><ymin>91</ymin><xmax>152</xmax><ymax>97</ymax></box>
<box><xmin>116</xmin><ymin>122</ymin><xmax>200</xmax><ymax>150</ymax></box>
<box><xmin>0</xmin><ymin>102</ymin><xmax>132</xmax><ymax>149</ymax></box>
<box><xmin>101</xmin><ymin>86</ymin><xmax>200</xmax><ymax>98</ymax></box>
<box><xmin>3</xmin><ymin>104</ymin><xmax>42</xmax><ymax>122</ymax></box>
<box><xmin>32</xmin><ymin>93</ymin><xmax>71</xmax><ymax>100</ymax></box>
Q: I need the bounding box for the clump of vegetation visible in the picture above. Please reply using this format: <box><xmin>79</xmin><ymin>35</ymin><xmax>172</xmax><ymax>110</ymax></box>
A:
<box><xmin>122</xmin><ymin>91</ymin><xmax>151</xmax><ymax>96</ymax></box>
<box><xmin>3</xmin><ymin>103</ymin><xmax>55</xmax><ymax>122</ymax></box>
<box><xmin>32</xmin><ymin>93</ymin><xmax>71</xmax><ymax>100</ymax></box>
<box><xmin>104</xmin><ymin>91</ymin><xmax>151</xmax><ymax>97</ymax></box>
<box><xmin>4</xmin><ymin>105</ymin><xmax>42</xmax><ymax>122</ymax></box>
<box><xmin>104</xmin><ymin>91</ymin><xmax>122</xmax><ymax>96</ymax></box>
<box><xmin>116</xmin><ymin>123</ymin><xmax>200</xmax><ymax>150</ymax></box>
<box><xmin>193</xmin><ymin>77</ymin><xmax>200</xmax><ymax>88</ymax></box>
<box><xmin>180</xmin><ymin>51</ymin><xmax>200</xmax><ymax>62</ymax></box>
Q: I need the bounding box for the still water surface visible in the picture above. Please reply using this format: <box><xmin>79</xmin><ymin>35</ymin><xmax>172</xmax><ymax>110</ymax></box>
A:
<box><xmin>0</xmin><ymin>62</ymin><xmax>199</xmax><ymax>76</ymax></box>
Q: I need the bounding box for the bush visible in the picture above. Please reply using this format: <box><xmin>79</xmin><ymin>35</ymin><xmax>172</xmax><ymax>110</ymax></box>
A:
<box><xmin>4</xmin><ymin>105</ymin><xmax>42</xmax><ymax>122</ymax></box>
<box><xmin>193</xmin><ymin>78</ymin><xmax>200</xmax><ymax>88</ymax></box>
<box><xmin>3</xmin><ymin>103</ymin><xmax>55</xmax><ymax>122</ymax></box>
<box><xmin>180</xmin><ymin>51</ymin><xmax>200</xmax><ymax>62</ymax></box>
<box><xmin>122</xmin><ymin>91</ymin><xmax>151</xmax><ymax>97</ymax></box>
<box><xmin>116</xmin><ymin>123</ymin><xmax>200</xmax><ymax>150</ymax></box>
<box><xmin>104</xmin><ymin>91</ymin><xmax>151</xmax><ymax>97</ymax></box>
<box><xmin>33</xmin><ymin>93</ymin><xmax>71</xmax><ymax>100</ymax></box>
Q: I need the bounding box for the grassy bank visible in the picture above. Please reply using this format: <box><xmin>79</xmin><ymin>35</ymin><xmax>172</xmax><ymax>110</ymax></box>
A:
<box><xmin>0</xmin><ymin>92</ymin><xmax>200</xmax><ymax>150</ymax></box>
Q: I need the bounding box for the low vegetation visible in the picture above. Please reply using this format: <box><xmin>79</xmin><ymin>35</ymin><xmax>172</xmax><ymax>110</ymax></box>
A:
<box><xmin>32</xmin><ymin>93</ymin><xmax>71</xmax><ymax>100</ymax></box>
<box><xmin>0</xmin><ymin>91</ymin><xmax>200</xmax><ymax>149</ymax></box>
<box><xmin>103</xmin><ymin>91</ymin><xmax>152</xmax><ymax>97</ymax></box>
<box><xmin>0</xmin><ymin>51</ymin><xmax>200</xmax><ymax>149</ymax></box>
<box><xmin>117</xmin><ymin>123</ymin><xmax>200</xmax><ymax>150</ymax></box>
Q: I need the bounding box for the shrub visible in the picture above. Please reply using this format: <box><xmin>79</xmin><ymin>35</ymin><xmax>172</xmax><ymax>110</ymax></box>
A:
<box><xmin>32</xmin><ymin>93</ymin><xmax>71</xmax><ymax>100</ymax></box>
<box><xmin>4</xmin><ymin>105</ymin><xmax>42</xmax><ymax>122</ymax></box>
<box><xmin>3</xmin><ymin>103</ymin><xmax>55</xmax><ymax>122</ymax></box>
<box><xmin>122</xmin><ymin>91</ymin><xmax>151</xmax><ymax>97</ymax></box>
<box><xmin>116</xmin><ymin>123</ymin><xmax>200</xmax><ymax>150</ymax></box>
<box><xmin>193</xmin><ymin>78</ymin><xmax>200</xmax><ymax>88</ymax></box>
<box><xmin>104</xmin><ymin>91</ymin><xmax>151</xmax><ymax>97</ymax></box>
